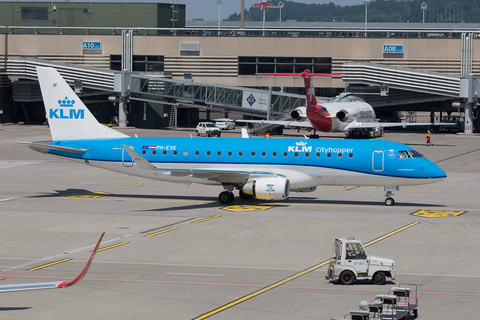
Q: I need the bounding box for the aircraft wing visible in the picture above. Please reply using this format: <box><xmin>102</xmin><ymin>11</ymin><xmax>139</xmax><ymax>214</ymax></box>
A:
<box><xmin>0</xmin><ymin>232</ymin><xmax>104</xmax><ymax>293</ymax></box>
<box><xmin>346</xmin><ymin>121</ymin><xmax>454</xmax><ymax>130</ymax></box>
<box><xmin>235</xmin><ymin>119</ymin><xmax>313</xmax><ymax>128</ymax></box>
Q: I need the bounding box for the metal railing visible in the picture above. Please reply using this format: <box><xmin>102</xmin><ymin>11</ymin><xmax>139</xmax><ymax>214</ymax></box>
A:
<box><xmin>6</xmin><ymin>57</ymin><xmax>115</xmax><ymax>91</ymax></box>
<box><xmin>342</xmin><ymin>62</ymin><xmax>461</xmax><ymax>97</ymax></box>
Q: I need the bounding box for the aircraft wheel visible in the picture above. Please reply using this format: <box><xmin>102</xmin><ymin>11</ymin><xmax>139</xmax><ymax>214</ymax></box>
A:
<box><xmin>196</xmin><ymin>130</ymin><xmax>200</xmax><ymax>136</ymax></box>
<box><xmin>385</xmin><ymin>197</ymin><xmax>395</xmax><ymax>206</ymax></box>
<box><xmin>339</xmin><ymin>270</ymin><xmax>355</xmax><ymax>285</ymax></box>
<box><xmin>239</xmin><ymin>189</ymin><xmax>254</xmax><ymax>199</ymax></box>
<box><xmin>219</xmin><ymin>191</ymin><xmax>234</xmax><ymax>204</ymax></box>
<box><xmin>372</xmin><ymin>271</ymin><xmax>386</xmax><ymax>285</ymax></box>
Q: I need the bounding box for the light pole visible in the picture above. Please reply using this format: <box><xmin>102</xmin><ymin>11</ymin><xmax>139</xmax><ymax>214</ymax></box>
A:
<box><xmin>251</xmin><ymin>1</ymin><xmax>278</xmax><ymax>36</ymax></box>
<box><xmin>278</xmin><ymin>1</ymin><xmax>283</xmax><ymax>22</ymax></box>
<box><xmin>217</xmin><ymin>0</ymin><xmax>222</xmax><ymax>36</ymax></box>
<box><xmin>364</xmin><ymin>0</ymin><xmax>369</xmax><ymax>37</ymax></box>
<box><xmin>421</xmin><ymin>2</ymin><xmax>427</xmax><ymax>23</ymax></box>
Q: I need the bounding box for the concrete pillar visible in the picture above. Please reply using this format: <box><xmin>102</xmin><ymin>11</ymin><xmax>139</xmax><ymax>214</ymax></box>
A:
<box><xmin>464</xmin><ymin>102</ymin><xmax>474</xmax><ymax>133</ymax></box>
<box><xmin>118</xmin><ymin>97</ymin><xmax>128</xmax><ymax>128</ymax></box>
<box><xmin>267</xmin><ymin>86</ymin><xmax>272</xmax><ymax>121</ymax></box>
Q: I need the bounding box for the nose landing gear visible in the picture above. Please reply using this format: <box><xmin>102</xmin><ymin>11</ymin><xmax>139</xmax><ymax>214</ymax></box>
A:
<box><xmin>384</xmin><ymin>186</ymin><xmax>398</xmax><ymax>206</ymax></box>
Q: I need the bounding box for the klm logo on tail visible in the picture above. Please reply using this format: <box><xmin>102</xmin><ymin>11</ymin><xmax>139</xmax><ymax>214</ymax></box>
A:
<box><xmin>49</xmin><ymin>97</ymin><xmax>84</xmax><ymax>119</ymax></box>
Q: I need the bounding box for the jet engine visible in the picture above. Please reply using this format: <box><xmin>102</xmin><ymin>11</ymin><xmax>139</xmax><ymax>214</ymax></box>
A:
<box><xmin>242</xmin><ymin>177</ymin><xmax>290</xmax><ymax>201</ymax></box>
<box><xmin>289</xmin><ymin>107</ymin><xmax>308</xmax><ymax>122</ymax></box>
<box><xmin>336</xmin><ymin>108</ymin><xmax>357</xmax><ymax>123</ymax></box>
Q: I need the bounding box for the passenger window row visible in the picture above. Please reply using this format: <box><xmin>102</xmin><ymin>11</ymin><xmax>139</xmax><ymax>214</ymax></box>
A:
<box><xmin>140</xmin><ymin>149</ymin><xmax>354</xmax><ymax>158</ymax></box>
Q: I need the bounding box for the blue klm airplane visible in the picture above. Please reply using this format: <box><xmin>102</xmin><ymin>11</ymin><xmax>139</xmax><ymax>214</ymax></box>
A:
<box><xmin>29</xmin><ymin>67</ymin><xmax>446</xmax><ymax>206</ymax></box>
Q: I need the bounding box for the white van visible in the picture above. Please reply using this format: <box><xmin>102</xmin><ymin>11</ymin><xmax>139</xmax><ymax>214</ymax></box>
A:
<box><xmin>214</xmin><ymin>119</ymin><xmax>235</xmax><ymax>130</ymax></box>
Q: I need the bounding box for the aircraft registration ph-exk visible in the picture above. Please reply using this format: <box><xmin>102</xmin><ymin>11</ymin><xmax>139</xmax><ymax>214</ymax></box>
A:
<box><xmin>28</xmin><ymin>67</ymin><xmax>446</xmax><ymax>206</ymax></box>
<box><xmin>239</xmin><ymin>69</ymin><xmax>443</xmax><ymax>138</ymax></box>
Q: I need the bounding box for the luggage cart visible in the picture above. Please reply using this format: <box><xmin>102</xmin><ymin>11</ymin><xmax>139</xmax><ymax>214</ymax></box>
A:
<box><xmin>389</xmin><ymin>283</ymin><xmax>419</xmax><ymax>318</ymax></box>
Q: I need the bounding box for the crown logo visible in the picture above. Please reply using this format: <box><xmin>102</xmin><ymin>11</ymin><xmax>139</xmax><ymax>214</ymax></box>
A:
<box><xmin>295</xmin><ymin>141</ymin><xmax>307</xmax><ymax>146</ymax></box>
<box><xmin>58</xmin><ymin>97</ymin><xmax>75</xmax><ymax>108</ymax></box>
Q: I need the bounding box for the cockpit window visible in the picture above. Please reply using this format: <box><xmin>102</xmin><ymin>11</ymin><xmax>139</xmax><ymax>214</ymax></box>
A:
<box><xmin>408</xmin><ymin>150</ymin><xmax>424</xmax><ymax>158</ymax></box>
<box><xmin>398</xmin><ymin>151</ymin><xmax>410</xmax><ymax>159</ymax></box>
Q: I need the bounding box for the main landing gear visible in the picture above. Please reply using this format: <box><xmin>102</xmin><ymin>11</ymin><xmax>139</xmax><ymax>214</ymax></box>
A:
<box><xmin>218</xmin><ymin>191</ymin><xmax>234</xmax><ymax>204</ymax></box>
<box><xmin>218</xmin><ymin>188</ymin><xmax>253</xmax><ymax>204</ymax></box>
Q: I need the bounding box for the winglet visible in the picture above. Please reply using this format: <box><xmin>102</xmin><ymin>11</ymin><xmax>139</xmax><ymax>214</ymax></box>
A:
<box><xmin>241</xmin><ymin>128</ymin><xmax>251</xmax><ymax>138</ymax></box>
<box><xmin>121</xmin><ymin>145</ymin><xmax>157</xmax><ymax>170</ymax></box>
<box><xmin>56</xmin><ymin>232</ymin><xmax>105</xmax><ymax>288</ymax></box>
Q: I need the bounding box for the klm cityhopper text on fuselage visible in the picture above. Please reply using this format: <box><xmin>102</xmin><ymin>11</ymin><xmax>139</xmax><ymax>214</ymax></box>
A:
<box><xmin>49</xmin><ymin>97</ymin><xmax>85</xmax><ymax>119</ymax></box>
<box><xmin>30</xmin><ymin>66</ymin><xmax>447</xmax><ymax>206</ymax></box>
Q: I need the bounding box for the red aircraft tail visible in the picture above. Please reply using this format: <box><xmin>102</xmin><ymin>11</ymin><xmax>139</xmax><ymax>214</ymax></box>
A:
<box><xmin>301</xmin><ymin>69</ymin><xmax>317</xmax><ymax>107</ymax></box>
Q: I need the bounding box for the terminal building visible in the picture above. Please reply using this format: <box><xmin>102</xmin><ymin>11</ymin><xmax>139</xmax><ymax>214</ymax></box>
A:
<box><xmin>0</xmin><ymin>1</ymin><xmax>479</xmax><ymax>132</ymax></box>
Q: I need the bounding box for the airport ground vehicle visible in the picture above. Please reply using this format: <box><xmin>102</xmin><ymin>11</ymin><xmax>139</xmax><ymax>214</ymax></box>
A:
<box><xmin>438</xmin><ymin>116</ymin><xmax>460</xmax><ymax>132</ymax></box>
<box><xmin>196</xmin><ymin>122</ymin><xmax>221</xmax><ymax>137</ymax></box>
<box><xmin>326</xmin><ymin>237</ymin><xmax>395</xmax><ymax>285</ymax></box>
<box><xmin>333</xmin><ymin>284</ymin><xmax>419</xmax><ymax>320</ymax></box>
<box><xmin>215</xmin><ymin>118</ymin><xmax>235</xmax><ymax>130</ymax></box>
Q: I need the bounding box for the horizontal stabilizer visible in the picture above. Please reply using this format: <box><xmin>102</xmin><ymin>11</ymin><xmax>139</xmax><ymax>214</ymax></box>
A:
<box><xmin>27</xmin><ymin>142</ymin><xmax>87</xmax><ymax>154</ymax></box>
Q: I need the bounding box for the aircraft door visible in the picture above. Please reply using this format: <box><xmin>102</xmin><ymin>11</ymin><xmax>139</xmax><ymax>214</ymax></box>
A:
<box><xmin>372</xmin><ymin>150</ymin><xmax>384</xmax><ymax>172</ymax></box>
<box><xmin>122</xmin><ymin>146</ymin><xmax>134</xmax><ymax>167</ymax></box>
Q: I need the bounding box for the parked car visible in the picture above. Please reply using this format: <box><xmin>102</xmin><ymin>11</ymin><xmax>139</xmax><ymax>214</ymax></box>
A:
<box><xmin>196</xmin><ymin>122</ymin><xmax>221</xmax><ymax>137</ymax></box>
<box><xmin>215</xmin><ymin>118</ymin><xmax>236</xmax><ymax>130</ymax></box>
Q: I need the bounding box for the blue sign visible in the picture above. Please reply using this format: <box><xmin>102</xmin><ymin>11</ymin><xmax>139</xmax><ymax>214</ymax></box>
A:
<box><xmin>246</xmin><ymin>94</ymin><xmax>256</xmax><ymax>107</ymax></box>
<box><xmin>383</xmin><ymin>44</ymin><xmax>403</xmax><ymax>53</ymax></box>
<box><xmin>82</xmin><ymin>41</ymin><xmax>102</xmax><ymax>50</ymax></box>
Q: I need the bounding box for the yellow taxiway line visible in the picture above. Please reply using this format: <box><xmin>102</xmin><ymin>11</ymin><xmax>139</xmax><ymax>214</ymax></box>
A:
<box><xmin>118</xmin><ymin>183</ymin><xmax>143</xmax><ymax>190</ymax></box>
<box><xmin>145</xmin><ymin>227</ymin><xmax>178</xmax><ymax>238</ymax></box>
<box><xmin>28</xmin><ymin>258</ymin><xmax>71</xmax><ymax>271</ymax></box>
<box><xmin>96</xmin><ymin>242</ymin><xmax>129</xmax><ymax>252</ymax></box>
<box><xmin>192</xmin><ymin>215</ymin><xmax>221</xmax><ymax>224</ymax></box>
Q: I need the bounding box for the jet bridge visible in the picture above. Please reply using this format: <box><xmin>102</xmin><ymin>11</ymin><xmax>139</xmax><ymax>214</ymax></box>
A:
<box><xmin>127</xmin><ymin>73</ymin><xmax>306</xmax><ymax>121</ymax></box>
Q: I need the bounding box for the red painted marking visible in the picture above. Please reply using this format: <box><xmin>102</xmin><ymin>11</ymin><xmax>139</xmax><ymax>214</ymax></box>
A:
<box><xmin>256</xmin><ymin>73</ymin><xmax>341</xmax><ymax>76</ymax></box>
<box><xmin>460</xmin><ymin>163</ymin><xmax>469</xmax><ymax>166</ymax></box>
<box><xmin>474</xmin><ymin>158</ymin><xmax>480</xmax><ymax>162</ymax></box>
<box><xmin>3</xmin><ymin>274</ymin><xmax>480</xmax><ymax>298</ymax></box>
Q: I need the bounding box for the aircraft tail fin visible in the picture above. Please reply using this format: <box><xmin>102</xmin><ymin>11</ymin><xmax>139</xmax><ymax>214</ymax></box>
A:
<box><xmin>301</xmin><ymin>69</ymin><xmax>317</xmax><ymax>107</ymax></box>
<box><xmin>36</xmin><ymin>67</ymin><xmax>128</xmax><ymax>141</ymax></box>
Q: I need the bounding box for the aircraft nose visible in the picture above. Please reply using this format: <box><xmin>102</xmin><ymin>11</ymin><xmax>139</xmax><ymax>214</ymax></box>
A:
<box><xmin>424</xmin><ymin>162</ymin><xmax>447</xmax><ymax>180</ymax></box>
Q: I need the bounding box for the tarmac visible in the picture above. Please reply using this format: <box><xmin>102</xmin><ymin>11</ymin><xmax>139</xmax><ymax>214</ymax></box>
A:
<box><xmin>1</xmin><ymin>124</ymin><xmax>479</xmax><ymax>319</ymax></box>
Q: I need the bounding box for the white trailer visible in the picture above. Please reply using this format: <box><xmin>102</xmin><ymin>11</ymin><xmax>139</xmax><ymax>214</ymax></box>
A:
<box><xmin>326</xmin><ymin>237</ymin><xmax>395</xmax><ymax>285</ymax></box>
